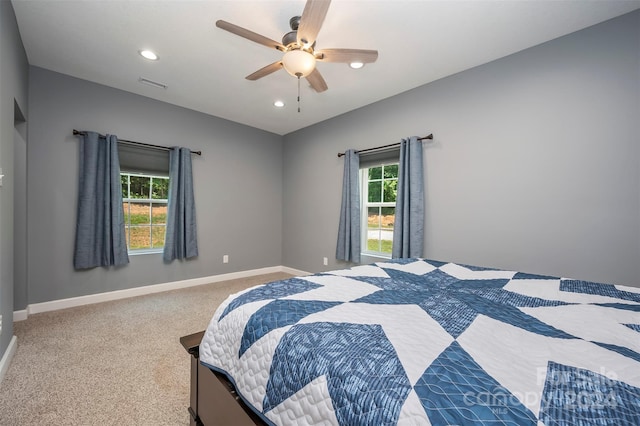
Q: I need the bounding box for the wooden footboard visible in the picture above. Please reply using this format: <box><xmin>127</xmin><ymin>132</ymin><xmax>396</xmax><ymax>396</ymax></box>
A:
<box><xmin>180</xmin><ymin>331</ymin><xmax>267</xmax><ymax>426</ymax></box>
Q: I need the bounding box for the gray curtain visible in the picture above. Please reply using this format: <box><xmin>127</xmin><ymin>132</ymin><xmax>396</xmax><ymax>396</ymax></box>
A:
<box><xmin>392</xmin><ymin>136</ymin><xmax>424</xmax><ymax>259</ymax></box>
<box><xmin>74</xmin><ymin>132</ymin><xmax>129</xmax><ymax>269</ymax></box>
<box><xmin>336</xmin><ymin>149</ymin><xmax>361</xmax><ymax>262</ymax></box>
<box><xmin>163</xmin><ymin>147</ymin><xmax>198</xmax><ymax>262</ymax></box>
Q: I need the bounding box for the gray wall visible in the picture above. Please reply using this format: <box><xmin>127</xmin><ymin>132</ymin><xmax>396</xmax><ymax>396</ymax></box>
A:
<box><xmin>13</xmin><ymin>111</ymin><xmax>27</xmax><ymax>314</ymax></box>
<box><xmin>24</xmin><ymin>66</ymin><xmax>283</xmax><ymax>307</ymax></box>
<box><xmin>0</xmin><ymin>0</ymin><xmax>29</xmax><ymax>358</ymax></box>
<box><xmin>282</xmin><ymin>11</ymin><xmax>640</xmax><ymax>287</ymax></box>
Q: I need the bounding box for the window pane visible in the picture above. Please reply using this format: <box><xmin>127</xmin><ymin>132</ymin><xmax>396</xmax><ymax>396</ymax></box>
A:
<box><xmin>129</xmin><ymin>175</ymin><xmax>150</xmax><ymax>199</ymax></box>
<box><xmin>367</xmin><ymin>206</ymin><xmax>380</xmax><ymax>229</ymax></box>
<box><xmin>368</xmin><ymin>181</ymin><xmax>382</xmax><ymax>202</ymax></box>
<box><xmin>130</xmin><ymin>202</ymin><xmax>150</xmax><ymax>225</ymax></box>
<box><xmin>383</xmin><ymin>179</ymin><xmax>397</xmax><ymax>202</ymax></box>
<box><xmin>367</xmin><ymin>237</ymin><xmax>381</xmax><ymax>252</ymax></box>
<box><xmin>151</xmin><ymin>225</ymin><xmax>166</xmax><ymax>248</ymax></box>
<box><xmin>152</xmin><ymin>178</ymin><xmax>169</xmax><ymax>200</ymax></box>
<box><xmin>383</xmin><ymin>164</ymin><xmax>398</xmax><ymax>178</ymax></box>
<box><xmin>129</xmin><ymin>226</ymin><xmax>152</xmax><ymax>250</ymax></box>
<box><xmin>368</xmin><ymin>166</ymin><xmax>382</xmax><ymax>180</ymax></box>
<box><xmin>121</xmin><ymin>175</ymin><xmax>129</xmax><ymax>198</ymax></box>
<box><xmin>362</xmin><ymin>163</ymin><xmax>398</xmax><ymax>257</ymax></box>
<box><xmin>367</xmin><ymin>203</ymin><xmax>381</xmax><ymax>252</ymax></box>
<box><xmin>122</xmin><ymin>202</ymin><xmax>130</xmax><ymax>223</ymax></box>
<box><xmin>151</xmin><ymin>203</ymin><xmax>166</xmax><ymax>225</ymax></box>
<box><xmin>380</xmin><ymin>233</ymin><xmax>393</xmax><ymax>254</ymax></box>
<box><xmin>124</xmin><ymin>225</ymin><xmax>130</xmax><ymax>248</ymax></box>
<box><xmin>380</xmin><ymin>207</ymin><xmax>395</xmax><ymax>229</ymax></box>
<box><xmin>120</xmin><ymin>173</ymin><xmax>167</xmax><ymax>253</ymax></box>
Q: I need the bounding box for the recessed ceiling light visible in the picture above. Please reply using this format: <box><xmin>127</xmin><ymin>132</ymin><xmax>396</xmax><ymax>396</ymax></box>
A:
<box><xmin>139</xmin><ymin>50</ymin><xmax>159</xmax><ymax>61</ymax></box>
<box><xmin>274</xmin><ymin>100</ymin><xmax>285</xmax><ymax>108</ymax></box>
<box><xmin>349</xmin><ymin>61</ymin><xmax>364</xmax><ymax>69</ymax></box>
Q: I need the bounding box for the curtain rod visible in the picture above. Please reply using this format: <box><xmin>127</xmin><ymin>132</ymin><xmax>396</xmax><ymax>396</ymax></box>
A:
<box><xmin>337</xmin><ymin>134</ymin><xmax>433</xmax><ymax>158</ymax></box>
<box><xmin>73</xmin><ymin>129</ymin><xmax>202</xmax><ymax>156</ymax></box>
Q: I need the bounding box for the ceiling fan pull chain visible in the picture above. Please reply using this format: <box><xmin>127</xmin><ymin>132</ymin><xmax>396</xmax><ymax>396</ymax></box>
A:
<box><xmin>297</xmin><ymin>74</ymin><xmax>301</xmax><ymax>113</ymax></box>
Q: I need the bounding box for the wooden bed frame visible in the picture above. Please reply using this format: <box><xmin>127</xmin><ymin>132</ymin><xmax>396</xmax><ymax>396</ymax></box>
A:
<box><xmin>180</xmin><ymin>331</ymin><xmax>267</xmax><ymax>426</ymax></box>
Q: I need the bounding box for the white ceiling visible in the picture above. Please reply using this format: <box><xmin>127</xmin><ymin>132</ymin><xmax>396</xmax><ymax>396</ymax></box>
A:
<box><xmin>12</xmin><ymin>0</ymin><xmax>640</xmax><ymax>136</ymax></box>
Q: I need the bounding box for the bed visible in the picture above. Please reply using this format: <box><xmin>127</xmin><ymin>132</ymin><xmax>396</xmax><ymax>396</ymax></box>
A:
<box><xmin>182</xmin><ymin>258</ymin><xmax>640</xmax><ymax>425</ymax></box>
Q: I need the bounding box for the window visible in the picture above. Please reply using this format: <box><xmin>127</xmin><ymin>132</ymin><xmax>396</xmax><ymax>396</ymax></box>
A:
<box><xmin>121</xmin><ymin>173</ymin><xmax>169</xmax><ymax>253</ymax></box>
<box><xmin>361</xmin><ymin>163</ymin><xmax>398</xmax><ymax>257</ymax></box>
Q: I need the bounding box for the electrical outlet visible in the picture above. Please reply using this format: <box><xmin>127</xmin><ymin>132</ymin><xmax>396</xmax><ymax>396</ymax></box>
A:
<box><xmin>323</xmin><ymin>257</ymin><xmax>328</xmax><ymax>266</ymax></box>
<box><xmin>223</xmin><ymin>254</ymin><xmax>229</xmax><ymax>264</ymax></box>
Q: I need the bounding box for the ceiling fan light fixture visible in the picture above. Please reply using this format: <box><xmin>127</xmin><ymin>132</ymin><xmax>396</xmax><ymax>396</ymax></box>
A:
<box><xmin>274</xmin><ymin>100</ymin><xmax>285</xmax><ymax>108</ymax></box>
<box><xmin>349</xmin><ymin>61</ymin><xmax>364</xmax><ymax>69</ymax></box>
<box><xmin>282</xmin><ymin>49</ymin><xmax>316</xmax><ymax>77</ymax></box>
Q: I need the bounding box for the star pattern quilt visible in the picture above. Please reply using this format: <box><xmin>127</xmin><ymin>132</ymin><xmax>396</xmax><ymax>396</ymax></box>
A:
<box><xmin>199</xmin><ymin>259</ymin><xmax>640</xmax><ymax>425</ymax></box>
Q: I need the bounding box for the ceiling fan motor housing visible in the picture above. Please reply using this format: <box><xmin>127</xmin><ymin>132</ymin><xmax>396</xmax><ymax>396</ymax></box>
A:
<box><xmin>282</xmin><ymin>30</ymin><xmax>298</xmax><ymax>47</ymax></box>
<box><xmin>283</xmin><ymin>16</ymin><xmax>302</xmax><ymax>47</ymax></box>
<box><xmin>289</xmin><ymin>16</ymin><xmax>300</xmax><ymax>30</ymax></box>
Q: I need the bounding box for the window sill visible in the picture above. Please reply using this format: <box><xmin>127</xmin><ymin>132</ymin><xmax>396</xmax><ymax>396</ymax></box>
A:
<box><xmin>360</xmin><ymin>253</ymin><xmax>392</xmax><ymax>263</ymax></box>
<box><xmin>129</xmin><ymin>249</ymin><xmax>163</xmax><ymax>256</ymax></box>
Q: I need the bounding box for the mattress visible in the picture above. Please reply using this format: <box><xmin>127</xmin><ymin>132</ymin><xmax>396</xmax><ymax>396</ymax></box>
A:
<box><xmin>199</xmin><ymin>258</ymin><xmax>640</xmax><ymax>425</ymax></box>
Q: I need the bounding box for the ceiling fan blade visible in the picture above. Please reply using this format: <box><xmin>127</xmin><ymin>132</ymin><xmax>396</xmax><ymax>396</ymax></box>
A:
<box><xmin>316</xmin><ymin>48</ymin><xmax>378</xmax><ymax>64</ymax></box>
<box><xmin>297</xmin><ymin>0</ymin><xmax>331</xmax><ymax>48</ymax></box>
<box><xmin>306</xmin><ymin>68</ymin><xmax>328</xmax><ymax>93</ymax></box>
<box><xmin>216</xmin><ymin>20</ymin><xmax>285</xmax><ymax>51</ymax></box>
<box><xmin>246</xmin><ymin>61</ymin><xmax>283</xmax><ymax>81</ymax></box>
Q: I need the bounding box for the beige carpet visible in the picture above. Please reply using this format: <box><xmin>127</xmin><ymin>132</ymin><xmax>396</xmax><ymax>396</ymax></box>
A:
<box><xmin>0</xmin><ymin>272</ymin><xmax>292</xmax><ymax>425</ymax></box>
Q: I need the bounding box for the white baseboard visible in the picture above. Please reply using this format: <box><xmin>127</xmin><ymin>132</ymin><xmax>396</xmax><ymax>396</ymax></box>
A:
<box><xmin>280</xmin><ymin>266</ymin><xmax>311</xmax><ymax>276</ymax></box>
<box><xmin>0</xmin><ymin>336</ymin><xmax>17</xmax><ymax>386</ymax></box>
<box><xmin>14</xmin><ymin>265</ymin><xmax>309</xmax><ymax>322</ymax></box>
<box><xmin>13</xmin><ymin>310</ymin><xmax>27</xmax><ymax>322</ymax></box>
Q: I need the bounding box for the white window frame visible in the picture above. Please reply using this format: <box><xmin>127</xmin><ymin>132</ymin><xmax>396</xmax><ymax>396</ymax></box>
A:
<box><xmin>360</xmin><ymin>160</ymin><xmax>398</xmax><ymax>259</ymax></box>
<box><xmin>121</xmin><ymin>172</ymin><xmax>169</xmax><ymax>255</ymax></box>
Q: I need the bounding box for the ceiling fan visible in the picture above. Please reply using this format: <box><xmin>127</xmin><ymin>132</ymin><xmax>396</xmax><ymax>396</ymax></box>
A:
<box><xmin>215</xmin><ymin>0</ymin><xmax>378</xmax><ymax>93</ymax></box>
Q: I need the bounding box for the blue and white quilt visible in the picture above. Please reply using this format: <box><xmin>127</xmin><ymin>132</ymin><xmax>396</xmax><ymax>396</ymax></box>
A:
<box><xmin>199</xmin><ymin>259</ymin><xmax>640</xmax><ymax>425</ymax></box>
